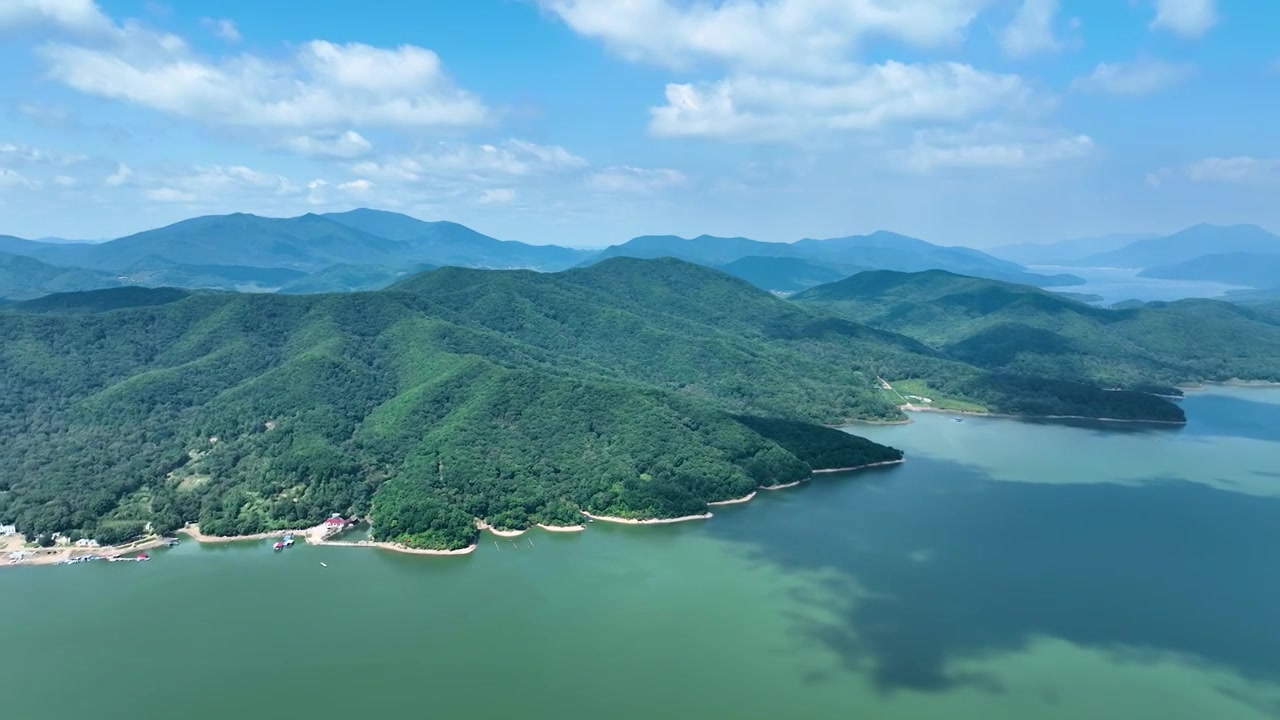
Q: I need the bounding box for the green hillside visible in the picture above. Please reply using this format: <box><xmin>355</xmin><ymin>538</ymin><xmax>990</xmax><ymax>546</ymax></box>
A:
<box><xmin>715</xmin><ymin>256</ymin><xmax>858</xmax><ymax>293</ymax></box>
<box><xmin>0</xmin><ymin>259</ymin><xmax>1190</xmax><ymax>550</ymax></box>
<box><xmin>793</xmin><ymin>269</ymin><xmax>1280</xmax><ymax>390</ymax></box>
<box><xmin>0</xmin><ymin>250</ymin><xmax>122</xmax><ymax>300</ymax></box>
<box><xmin>277</xmin><ymin>263</ymin><xmax>436</xmax><ymax>294</ymax></box>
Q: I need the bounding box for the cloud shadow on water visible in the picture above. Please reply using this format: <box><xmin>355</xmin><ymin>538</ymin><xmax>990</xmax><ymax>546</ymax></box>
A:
<box><xmin>705</xmin><ymin>457</ymin><xmax>1280</xmax><ymax>694</ymax></box>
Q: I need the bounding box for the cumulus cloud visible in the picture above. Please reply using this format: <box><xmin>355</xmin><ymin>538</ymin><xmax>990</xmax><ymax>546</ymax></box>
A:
<box><xmin>540</xmin><ymin>0</ymin><xmax>997</xmax><ymax>74</ymax></box>
<box><xmin>145</xmin><ymin>187</ymin><xmax>196</xmax><ymax>202</ymax></box>
<box><xmin>1150</xmin><ymin>0</ymin><xmax>1217</xmax><ymax>38</ymax></box>
<box><xmin>478</xmin><ymin>188</ymin><xmax>516</xmax><ymax>204</ymax></box>
<box><xmin>588</xmin><ymin>166</ymin><xmax>687</xmax><ymax>193</ymax></box>
<box><xmin>201</xmin><ymin>17</ymin><xmax>240</xmax><ymax>43</ymax></box>
<box><xmin>0</xmin><ymin>0</ymin><xmax>117</xmax><ymax>37</ymax></box>
<box><xmin>35</xmin><ymin>16</ymin><xmax>488</xmax><ymax>129</ymax></box>
<box><xmin>542</xmin><ymin>1</ymin><xmax>1043</xmax><ymax>144</ymax></box>
<box><xmin>351</xmin><ymin>140</ymin><xmax>587</xmax><ymax>184</ymax></box>
<box><xmin>1149</xmin><ymin>157</ymin><xmax>1280</xmax><ymax>186</ymax></box>
<box><xmin>0</xmin><ymin>142</ymin><xmax>87</xmax><ymax>165</ymax></box>
<box><xmin>649</xmin><ymin>62</ymin><xmax>1029</xmax><ymax>141</ymax></box>
<box><xmin>0</xmin><ymin>168</ymin><xmax>37</xmax><ymax>188</ymax></box>
<box><xmin>105</xmin><ymin>162</ymin><xmax>133</xmax><ymax>186</ymax></box>
<box><xmin>1071</xmin><ymin>59</ymin><xmax>1194</xmax><ymax>96</ymax></box>
<box><xmin>282</xmin><ymin>131</ymin><xmax>373</xmax><ymax>159</ymax></box>
<box><xmin>901</xmin><ymin>123</ymin><xmax>1094</xmax><ymax>171</ymax></box>
<box><xmin>999</xmin><ymin>0</ymin><xmax>1062</xmax><ymax>58</ymax></box>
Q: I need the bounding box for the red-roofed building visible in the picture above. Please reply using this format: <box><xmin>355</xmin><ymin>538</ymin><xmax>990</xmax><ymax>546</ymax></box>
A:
<box><xmin>323</xmin><ymin>517</ymin><xmax>347</xmax><ymax>527</ymax></box>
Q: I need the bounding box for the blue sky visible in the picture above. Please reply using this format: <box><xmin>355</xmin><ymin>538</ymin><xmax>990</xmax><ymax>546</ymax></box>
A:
<box><xmin>0</xmin><ymin>0</ymin><xmax>1276</xmax><ymax>247</ymax></box>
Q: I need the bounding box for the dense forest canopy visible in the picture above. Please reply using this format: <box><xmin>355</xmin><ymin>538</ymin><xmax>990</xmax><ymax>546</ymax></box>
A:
<box><xmin>4</xmin><ymin>259</ymin><xmax>1267</xmax><ymax>549</ymax></box>
<box><xmin>793</xmin><ymin>269</ymin><xmax>1280</xmax><ymax>390</ymax></box>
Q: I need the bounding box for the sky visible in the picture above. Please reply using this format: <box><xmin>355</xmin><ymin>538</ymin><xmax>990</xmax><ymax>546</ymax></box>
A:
<box><xmin>0</xmin><ymin>0</ymin><xmax>1277</xmax><ymax>248</ymax></box>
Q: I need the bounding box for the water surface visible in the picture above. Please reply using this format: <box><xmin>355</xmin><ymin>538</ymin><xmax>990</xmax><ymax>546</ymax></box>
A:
<box><xmin>2</xmin><ymin>387</ymin><xmax>1277</xmax><ymax>720</ymax></box>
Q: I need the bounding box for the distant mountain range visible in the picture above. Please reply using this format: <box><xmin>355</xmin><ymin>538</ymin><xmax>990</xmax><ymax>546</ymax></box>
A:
<box><xmin>990</xmin><ymin>233</ymin><xmax>1159</xmax><ymax>266</ymax></box>
<box><xmin>991</xmin><ymin>223</ymin><xmax>1280</xmax><ymax>294</ymax></box>
<box><xmin>1139</xmin><ymin>252</ymin><xmax>1280</xmax><ymax>288</ymax></box>
<box><xmin>0</xmin><ymin>208</ymin><xmax>1096</xmax><ymax>301</ymax></box>
<box><xmin>1080</xmin><ymin>224</ymin><xmax>1280</xmax><ymax>269</ymax></box>
<box><xmin>6</xmin><ymin>211</ymin><xmax>1280</xmax><ymax>303</ymax></box>
<box><xmin>585</xmin><ymin>230</ymin><xmax>1085</xmax><ymax>289</ymax></box>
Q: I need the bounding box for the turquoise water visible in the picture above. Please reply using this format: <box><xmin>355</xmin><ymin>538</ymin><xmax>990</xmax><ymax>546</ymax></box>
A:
<box><xmin>2</xmin><ymin>387</ymin><xmax>1278</xmax><ymax>719</ymax></box>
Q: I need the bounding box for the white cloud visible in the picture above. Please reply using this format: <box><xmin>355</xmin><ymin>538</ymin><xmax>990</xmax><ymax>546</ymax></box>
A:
<box><xmin>337</xmin><ymin>179</ymin><xmax>374</xmax><ymax>195</ymax></box>
<box><xmin>1149</xmin><ymin>157</ymin><xmax>1280</xmax><ymax>186</ymax></box>
<box><xmin>53</xmin><ymin>175</ymin><xmax>78</xmax><ymax>187</ymax></box>
<box><xmin>540</xmin><ymin>0</ymin><xmax>997</xmax><ymax>75</ymax></box>
<box><xmin>0</xmin><ymin>168</ymin><xmax>37</xmax><ymax>189</ymax></box>
<box><xmin>38</xmin><ymin>26</ymin><xmax>489</xmax><ymax>129</ymax></box>
<box><xmin>478</xmin><ymin>188</ymin><xmax>516</xmax><ymax>204</ymax></box>
<box><xmin>999</xmin><ymin>0</ymin><xmax>1062</xmax><ymax>58</ymax></box>
<box><xmin>1071</xmin><ymin>59</ymin><xmax>1194</xmax><ymax>96</ymax></box>
<box><xmin>352</xmin><ymin>139</ymin><xmax>587</xmax><ymax>183</ymax></box>
<box><xmin>0</xmin><ymin>142</ymin><xmax>87</xmax><ymax>165</ymax></box>
<box><xmin>201</xmin><ymin>17</ymin><xmax>240</xmax><ymax>43</ymax></box>
<box><xmin>145</xmin><ymin>187</ymin><xmax>197</xmax><ymax>202</ymax></box>
<box><xmin>901</xmin><ymin>123</ymin><xmax>1094</xmax><ymax>171</ymax></box>
<box><xmin>543</xmin><ymin>1</ymin><xmax>1041</xmax><ymax>144</ymax></box>
<box><xmin>0</xmin><ymin>0</ymin><xmax>116</xmax><ymax>37</ymax></box>
<box><xmin>105</xmin><ymin>162</ymin><xmax>133</xmax><ymax>186</ymax></box>
<box><xmin>1150</xmin><ymin>0</ymin><xmax>1217</xmax><ymax>39</ymax></box>
<box><xmin>283</xmin><ymin>131</ymin><xmax>373</xmax><ymax>159</ymax></box>
<box><xmin>588</xmin><ymin>166</ymin><xmax>687</xmax><ymax>193</ymax></box>
<box><xmin>650</xmin><ymin>62</ymin><xmax>1029</xmax><ymax>141</ymax></box>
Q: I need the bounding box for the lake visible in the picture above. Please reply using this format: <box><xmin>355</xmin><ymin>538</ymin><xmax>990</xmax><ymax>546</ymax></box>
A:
<box><xmin>2</xmin><ymin>386</ymin><xmax>1278</xmax><ymax>720</ymax></box>
<box><xmin>1032</xmin><ymin>265</ymin><xmax>1249</xmax><ymax>304</ymax></box>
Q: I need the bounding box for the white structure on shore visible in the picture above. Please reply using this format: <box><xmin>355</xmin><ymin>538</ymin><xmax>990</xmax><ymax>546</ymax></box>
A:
<box><xmin>0</xmin><ymin>524</ymin><xmax>16</xmax><ymax>536</ymax></box>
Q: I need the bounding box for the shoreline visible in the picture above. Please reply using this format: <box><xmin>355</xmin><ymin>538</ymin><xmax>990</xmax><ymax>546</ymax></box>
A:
<box><xmin>901</xmin><ymin>404</ymin><xmax>1187</xmax><ymax>425</ymax></box>
<box><xmin>810</xmin><ymin>458</ymin><xmax>905</xmax><ymax>474</ymax></box>
<box><xmin>708</xmin><ymin>491</ymin><xmax>757</xmax><ymax>506</ymax></box>
<box><xmin>7</xmin><ymin>456</ymin><xmax>910</xmax><ymax>568</ymax></box>
<box><xmin>476</xmin><ymin>520</ymin><xmax>526</xmax><ymax>538</ymax></box>
<box><xmin>581</xmin><ymin>511</ymin><xmax>713</xmax><ymax>525</ymax></box>
<box><xmin>321</xmin><ymin>539</ymin><xmax>477</xmax><ymax>556</ymax></box>
<box><xmin>3</xmin><ymin>534</ymin><xmax>172</xmax><ymax>569</ymax></box>
<box><xmin>1178</xmin><ymin>380</ymin><xmax>1280</xmax><ymax>391</ymax></box>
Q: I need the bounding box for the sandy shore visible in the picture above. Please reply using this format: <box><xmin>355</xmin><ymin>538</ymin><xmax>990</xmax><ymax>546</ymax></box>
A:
<box><xmin>476</xmin><ymin>520</ymin><xmax>527</xmax><ymax>538</ymax></box>
<box><xmin>321</xmin><ymin>539</ymin><xmax>477</xmax><ymax>556</ymax></box>
<box><xmin>761</xmin><ymin>480</ymin><xmax>803</xmax><ymax>491</ymax></box>
<box><xmin>180</xmin><ymin>522</ymin><xmax>475</xmax><ymax>556</ymax></box>
<box><xmin>581</xmin><ymin>511</ymin><xmax>713</xmax><ymax>525</ymax></box>
<box><xmin>535</xmin><ymin>523</ymin><xmax>586</xmax><ymax>532</ymax></box>
<box><xmin>708</xmin><ymin>491</ymin><xmax>757</xmax><ymax>506</ymax></box>
<box><xmin>811</xmin><ymin>458</ymin><xmax>905</xmax><ymax>474</ymax></box>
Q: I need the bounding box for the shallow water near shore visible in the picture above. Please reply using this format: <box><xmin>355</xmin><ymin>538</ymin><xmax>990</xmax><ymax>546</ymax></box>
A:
<box><xmin>2</xmin><ymin>387</ymin><xmax>1278</xmax><ymax>720</ymax></box>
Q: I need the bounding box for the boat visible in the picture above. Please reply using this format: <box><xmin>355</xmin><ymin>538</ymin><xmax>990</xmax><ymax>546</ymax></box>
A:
<box><xmin>283</xmin><ymin>534</ymin><xmax>295</xmax><ymax>547</ymax></box>
<box><xmin>320</xmin><ymin>562</ymin><xmax>328</xmax><ymax>568</ymax></box>
<box><xmin>952</xmin><ymin>417</ymin><xmax>964</xmax><ymax>423</ymax></box>
<box><xmin>273</xmin><ymin>541</ymin><xmax>284</xmax><ymax>551</ymax></box>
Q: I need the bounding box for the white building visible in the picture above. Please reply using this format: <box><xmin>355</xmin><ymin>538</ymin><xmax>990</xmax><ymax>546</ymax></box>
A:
<box><xmin>0</xmin><ymin>524</ymin><xmax>16</xmax><ymax>536</ymax></box>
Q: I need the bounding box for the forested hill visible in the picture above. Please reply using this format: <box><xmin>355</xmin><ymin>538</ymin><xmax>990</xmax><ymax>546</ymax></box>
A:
<box><xmin>0</xmin><ymin>258</ymin><xmax>1183</xmax><ymax>551</ymax></box>
<box><xmin>793</xmin><ymin>269</ymin><xmax>1280</xmax><ymax>390</ymax></box>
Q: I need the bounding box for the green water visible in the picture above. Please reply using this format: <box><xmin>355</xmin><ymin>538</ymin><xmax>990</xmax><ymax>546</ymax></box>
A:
<box><xmin>3</xmin><ymin>387</ymin><xmax>1279</xmax><ymax>720</ymax></box>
